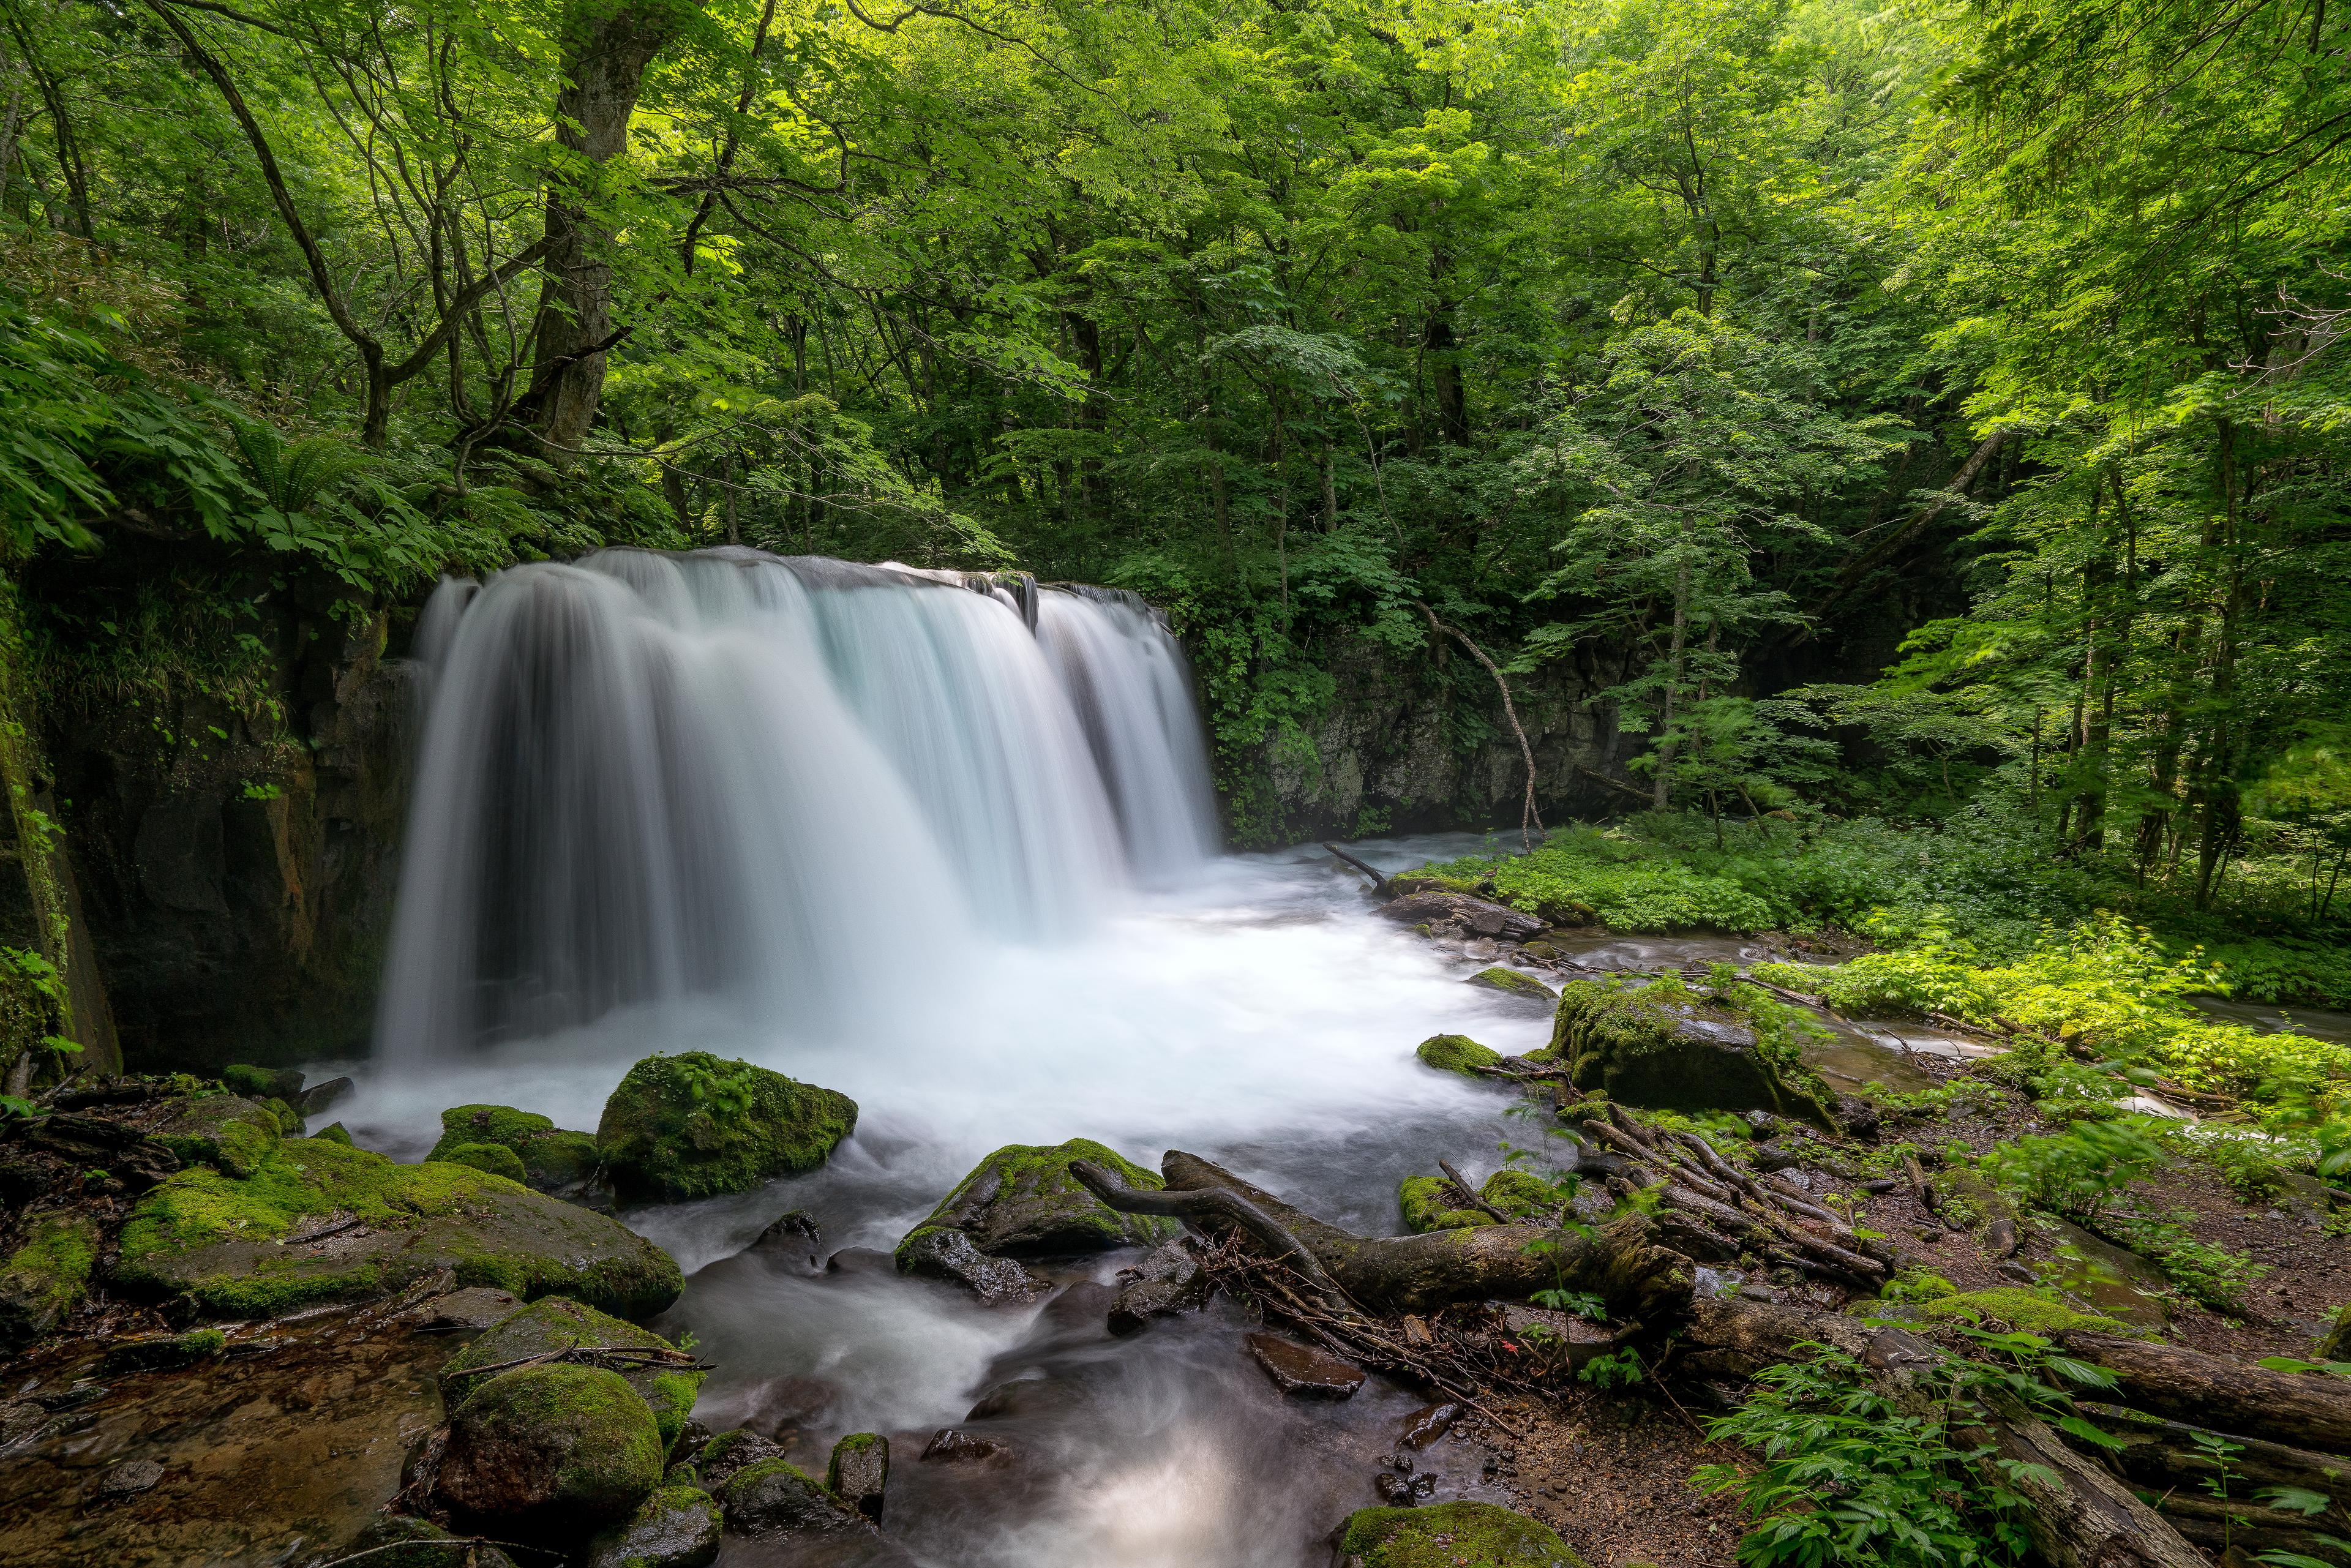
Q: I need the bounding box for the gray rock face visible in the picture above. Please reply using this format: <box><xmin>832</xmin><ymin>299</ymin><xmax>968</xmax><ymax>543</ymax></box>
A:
<box><xmin>827</xmin><ymin>1434</ymin><xmax>888</xmax><ymax>1523</ymax></box>
<box><xmin>585</xmin><ymin>1484</ymin><xmax>721</xmax><ymax>1568</ymax></box>
<box><xmin>1108</xmin><ymin>1242</ymin><xmax>1211</xmax><ymax>1335</ymax></box>
<box><xmin>894</xmin><ymin>1228</ymin><xmax>1048</xmax><ymax>1304</ymax></box>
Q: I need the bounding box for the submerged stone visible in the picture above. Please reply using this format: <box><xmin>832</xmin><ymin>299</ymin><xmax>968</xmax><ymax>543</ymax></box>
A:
<box><xmin>1245</xmin><ymin>1332</ymin><xmax>1363</xmax><ymax>1398</ymax></box>
<box><xmin>1550</xmin><ymin>978</ymin><xmax>1838</xmax><ymax>1125</ymax></box>
<box><xmin>343</xmin><ymin>1517</ymin><xmax>520</xmax><ymax>1568</ymax></box>
<box><xmin>1337</xmin><ymin>1501</ymin><xmax>1592</xmax><ymax>1567</ymax></box>
<box><xmin>113</xmin><ymin>1140</ymin><xmax>681</xmax><ymax>1319</ymax></box>
<box><xmin>894</xmin><ymin>1138</ymin><xmax>1177</xmax><ymax>1264</ymax></box>
<box><xmin>1415</xmin><ymin>1034</ymin><xmax>1502</xmax><ymax>1078</ymax></box>
<box><xmin>435</xmin><ymin>1363</ymin><xmax>664</xmax><ymax>1534</ymax></box>
<box><xmin>598</xmin><ymin>1053</ymin><xmax>857</xmax><ymax>1202</ymax></box>
<box><xmin>442</xmin><ymin>1296</ymin><xmax>705</xmax><ymax>1449</ymax></box>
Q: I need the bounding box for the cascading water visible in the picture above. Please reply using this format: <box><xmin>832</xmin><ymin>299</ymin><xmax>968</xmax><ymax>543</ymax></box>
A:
<box><xmin>377</xmin><ymin>547</ymin><xmax>1213</xmax><ymax>1066</ymax></box>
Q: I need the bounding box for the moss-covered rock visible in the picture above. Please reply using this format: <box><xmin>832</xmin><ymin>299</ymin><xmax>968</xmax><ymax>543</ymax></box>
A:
<box><xmin>436</xmin><ymin>1363</ymin><xmax>664</xmax><ymax>1533</ymax></box>
<box><xmin>826</xmin><ymin>1432</ymin><xmax>887</xmax><ymax>1523</ymax></box>
<box><xmin>222</xmin><ymin>1064</ymin><xmax>304</xmax><ymax>1103</ymax></box>
<box><xmin>597</xmin><ymin>1053</ymin><xmax>856</xmax><ymax>1202</ymax></box>
<box><xmin>893</xmin><ymin>1139</ymin><xmax>1174</xmax><ymax>1268</ymax></box>
<box><xmin>719</xmin><ymin>1457</ymin><xmax>869</xmax><ymax>1540</ymax></box>
<box><xmin>0</xmin><ymin>1209</ymin><xmax>99</xmax><ymax>1349</ymax></box>
<box><xmin>1399</xmin><ymin>1176</ymin><xmax>1489</xmax><ymax>1232</ymax></box>
<box><xmin>1911</xmin><ymin>1286</ymin><xmax>2132</xmax><ymax>1337</ymax></box>
<box><xmin>114</xmin><ymin>1139</ymin><xmax>681</xmax><ymax>1319</ymax></box>
<box><xmin>1481</xmin><ymin>1169</ymin><xmax>1555</xmax><ymax>1219</ymax></box>
<box><xmin>261</xmin><ymin>1097</ymin><xmax>306</xmax><ymax>1135</ymax></box>
<box><xmin>1416</xmin><ymin>1035</ymin><xmax>1502</xmax><ymax>1078</ymax></box>
<box><xmin>99</xmin><ymin>1326</ymin><xmax>225</xmax><ymax>1375</ymax></box>
<box><xmin>1337</xmin><ymin>1501</ymin><xmax>1591</xmax><ymax>1567</ymax></box>
<box><xmin>310</xmin><ymin>1122</ymin><xmax>353</xmax><ymax>1146</ymax></box>
<box><xmin>1464</xmin><ymin>967</ymin><xmax>1559</xmax><ymax>1010</ymax></box>
<box><xmin>440</xmin><ymin>1142</ymin><xmax>528</xmax><ymax>1182</ymax></box>
<box><xmin>1550</xmin><ymin>978</ymin><xmax>1838</xmax><ymax>1125</ymax></box>
<box><xmin>149</xmin><ymin>1095</ymin><xmax>281</xmax><ymax>1179</ymax></box>
<box><xmin>585</xmin><ymin>1484</ymin><xmax>721</xmax><ymax>1568</ymax></box>
<box><xmin>442</xmin><ymin>1296</ymin><xmax>703</xmax><ymax>1449</ymax></box>
<box><xmin>427</xmin><ymin>1106</ymin><xmax>601</xmax><ymax>1195</ymax></box>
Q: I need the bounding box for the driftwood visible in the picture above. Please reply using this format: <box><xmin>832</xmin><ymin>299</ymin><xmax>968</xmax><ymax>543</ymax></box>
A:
<box><xmin>1321</xmin><ymin>842</ymin><xmax>1390</xmax><ymax>894</ymax></box>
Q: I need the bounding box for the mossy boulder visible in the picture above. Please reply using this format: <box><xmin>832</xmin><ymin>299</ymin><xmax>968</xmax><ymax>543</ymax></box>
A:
<box><xmin>598</xmin><ymin>1053</ymin><xmax>857</xmax><ymax>1202</ymax></box>
<box><xmin>1549</xmin><ymin>978</ymin><xmax>1838</xmax><ymax>1125</ymax></box>
<box><xmin>1912</xmin><ymin>1286</ymin><xmax>2132</xmax><ymax>1337</ymax></box>
<box><xmin>894</xmin><ymin>1139</ymin><xmax>1176</xmax><ymax>1268</ymax></box>
<box><xmin>826</xmin><ymin>1432</ymin><xmax>888</xmax><ymax>1523</ymax></box>
<box><xmin>99</xmin><ymin>1326</ymin><xmax>225</xmax><ymax>1375</ymax></box>
<box><xmin>719</xmin><ymin>1456</ymin><xmax>869</xmax><ymax>1540</ymax></box>
<box><xmin>311</xmin><ymin>1122</ymin><xmax>353</xmax><ymax>1146</ymax></box>
<box><xmin>1400</xmin><ymin>1176</ymin><xmax>1488</xmax><ymax>1232</ymax></box>
<box><xmin>585</xmin><ymin>1484</ymin><xmax>721</xmax><ymax>1568</ymax></box>
<box><xmin>1481</xmin><ymin>1169</ymin><xmax>1555</xmax><ymax>1219</ymax></box>
<box><xmin>443</xmin><ymin>1296</ymin><xmax>703</xmax><ymax>1449</ymax></box>
<box><xmin>1464</xmin><ymin>967</ymin><xmax>1559</xmax><ymax>1011</ymax></box>
<box><xmin>113</xmin><ymin>1139</ymin><xmax>682</xmax><ymax>1319</ymax></box>
<box><xmin>435</xmin><ymin>1363</ymin><xmax>664</xmax><ymax>1534</ymax></box>
<box><xmin>1416</xmin><ymin>1035</ymin><xmax>1502</xmax><ymax>1078</ymax></box>
<box><xmin>429</xmin><ymin>1105</ymin><xmax>603</xmax><ymax>1195</ymax></box>
<box><xmin>0</xmin><ymin>1209</ymin><xmax>100</xmax><ymax>1349</ymax></box>
<box><xmin>262</xmin><ymin>1097</ymin><xmax>306</xmax><ymax>1135</ymax></box>
<box><xmin>441</xmin><ymin>1142</ymin><xmax>529</xmax><ymax>1182</ymax></box>
<box><xmin>1337</xmin><ymin>1501</ymin><xmax>1591</xmax><ymax>1567</ymax></box>
<box><xmin>150</xmin><ymin>1095</ymin><xmax>281</xmax><ymax>1179</ymax></box>
<box><xmin>222</xmin><ymin>1064</ymin><xmax>304</xmax><ymax>1103</ymax></box>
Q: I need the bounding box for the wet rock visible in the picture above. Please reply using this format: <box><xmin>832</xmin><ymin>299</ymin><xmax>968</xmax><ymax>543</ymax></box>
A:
<box><xmin>296</xmin><ymin>1076</ymin><xmax>354</xmax><ymax>1117</ymax></box>
<box><xmin>825</xmin><ymin>1247</ymin><xmax>895</xmax><ymax>1277</ymax></box>
<box><xmin>921</xmin><ymin>1428</ymin><xmax>1010</xmax><ymax>1462</ymax></box>
<box><xmin>148</xmin><ymin>1095</ymin><xmax>280</xmax><ymax>1178</ymax></box>
<box><xmin>1831</xmin><ymin>1093</ymin><xmax>1881</xmax><ymax>1142</ymax></box>
<box><xmin>1464</xmin><ymin>966</ymin><xmax>1559</xmax><ymax>1012</ymax></box>
<box><xmin>895</xmin><ymin>1139</ymin><xmax>1177</xmax><ymax>1269</ymax></box>
<box><xmin>1335</xmin><ymin>1499</ymin><xmax>1586</xmax><ymax>1567</ymax></box>
<box><xmin>735</xmin><ymin>1374</ymin><xmax>838</xmax><ymax>1439</ymax></box>
<box><xmin>427</xmin><ymin>1105</ymin><xmax>602</xmax><ymax>1197</ymax></box>
<box><xmin>827</xmin><ymin>1433</ymin><xmax>888</xmax><ymax>1523</ymax></box>
<box><xmin>597</xmin><ymin>1053</ymin><xmax>856</xmax><ymax>1203</ymax></box>
<box><xmin>696</xmin><ymin>1429</ymin><xmax>787</xmax><ymax>1490</ymax></box>
<box><xmin>1245</xmin><ymin>1332</ymin><xmax>1364</xmax><ymax>1398</ymax></box>
<box><xmin>222</xmin><ymin>1064</ymin><xmax>305</xmax><ymax>1103</ymax></box>
<box><xmin>345</xmin><ymin>1516</ymin><xmax>520</xmax><ymax>1568</ymax></box>
<box><xmin>18</xmin><ymin>1115</ymin><xmax>181</xmax><ymax>1193</ymax></box>
<box><xmin>719</xmin><ymin>1456</ymin><xmax>867</xmax><ymax>1537</ymax></box>
<box><xmin>439</xmin><ymin>1142</ymin><xmax>528</xmax><ymax>1182</ymax></box>
<box><xmin>1379</xmin><ymin>893</ymin><xmax>1546</xmax><ymax>941</ymax></box>
<box><xmin>1924</xmin><ymin>1165</ymin><xmax>2022</xmax><ymax>1258</ymax></box>
<box><xmin>754</xmin><ymin>1209</ymin><xmax>826</xmax><ymax>1272</ymax></box>
<box><xmin>99</xmin><ymin>1327</ymin><xmax>226</xmax><ymax>1375</ymax></box>
<box><xmin>1415</xmin><ymin>1034</ymin><xmax>1502</xmax><ymax>1079</ymax></box>
<box><xmin>0</xmin><ymin>1209</ymin><xmax>99</xmax><ymax>1349</ymax></box>
<box><xmin>2034</xmin><ymin>1218</ymin><xmax>2170</xmax><ymax>1330</ymax></box>
<box><xmin>1480</xmin><ymin>1170</ymin><xmax>1554</xmax><ymax>1219</ymax></box>
<box><xmin>435</xmin><ymin>1363</ymin><xmax>664</xmax><ymax>1535</ymax></box>
<box><xmin>0</xmin><ymin>1400</ymin><xmax>50</xmax><ymax>1447</ymax></box>
<box><xmin>1551</xmin><ymin>978</ymin><xmax>1839</xmax><ymax>1126</ymax></box>
<box><xmin>92</xmin><ymin>1457</ymin><xmax>165</xmax><ymax>1499</ymax></box>
<box><xmin>1108</xmin><ymin>1240</ymin><xmax>1210</xmax><ymax>1334</ymax></box>
<box><xmin>112</xmin><ymin>1139</ymin><xmax>681</xmax><ymax>1319</ymax></box>
<box><xmin>585</xmin><ymin>1483</ymin><xmax>722</xmax><ymax>1568</ymax></box>
<box><xmin>966</xmin><ymin>1378</ymin><xmax>1087</xmax><ymax>1421</ymax></box>
<box><xmin>410</xmin><ymin>1285</ymin><xmax>526</xmax><ymax>1335</ymax></box>
<box><xmin>441</xmin><ymin>1296</ymin><xmax>704</xmax><ymax>1449</ymax></box>
<box><xmin>1374</xmin><ymin>1471</ymin><xmax>1415</xmax><ymax>1504</ymax></box>
<box><xmin>1397</xmin><ymin>1401</ymin><xmax>1462</xmax><ymax>1449</ymax></box>
<box><xmin>894</xmin><ymin>1227</ymin><xmax>1048</xmax><ymax>1303</ymax></box>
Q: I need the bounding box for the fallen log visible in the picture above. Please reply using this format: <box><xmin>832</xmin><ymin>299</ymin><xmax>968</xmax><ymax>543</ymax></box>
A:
<box><xmin>2078</xmin><ymin>1402</ymin><xmax>2351</xmax><ymax>1512</ymax></box>
<box><xmin>2057</xmin><ymin>1330</ymin><xmax>2351</xmax><ymax>1455</ymax></box>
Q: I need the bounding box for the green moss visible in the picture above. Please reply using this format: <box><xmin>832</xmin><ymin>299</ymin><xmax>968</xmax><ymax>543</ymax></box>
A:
<box><xmin>893</xmin><ymin>1138</ymin><xmax>1176</xmax><ymax>1262</ymax></box>
<box><xmin>1549</xmin><ymin>978</ymin><xmax>1839</xmax><ymax>1125</ymax></box>
<box><xmin>1416</xmin><ymin>1034</ymin><xmax>1503</xmax><ymax>1078</ymax></box>
<box><xmin>1885</xmin><ymin>1267</ymin><xmax>1959</xmax><ymax>1303</ymax></box>
<box><xmin>262</xmin><ymin>1097</ymin><xmax>304</xmax><ymax>1135</ymax></box>
<box><xmin>588</xmin><ymin>1484</ymin><xmax>720</xmax><ymax>1568</ymax></box>
<box><xmin>99</xmin><ymin>1326</ymin><xmax>225</xmax><ymax>1375</ymax></box>
<box><xmin>1400</xmin><ymin>1176</ymin><xmax>1490</xmax><ymax>1232</ymax></box>
<box><xmin>151</xmin><ymin>1095</ymin><xmax>281</xmax><ymax>1178</ymax></box>
<box><xmin>1466</xmin><ymin>966</ymin><xmax>1559</xmax><ymax>1002</ymax></box>
<box><xmin>1338</xmin><ymin>1501</ymin><xmax>1592</xmax><ymax>1567</ymax></box>
<box><xmin>1481</xmin><ymin>1169</ymin><xmax>1555</xmax><ymax>1218</ymax></box>
<box><xmin>523</xmin><ymin>1129</ymin><xmax>601</xmax><ymax>1190</ymax></box>
<box><xmin>222</xmin><ymin>1064</ymin><xmax>303</xmax><ymax>1102</ymax></box>
<box><xmin>309</xmin><ymin>1122</ymin><xmax>353</xmax><ymax>1146</ymax></box>
<box><xmin>454</xmin><ymin>1363</ymin><xmax>662</xmax><ymax>1520</ymax></box>
<box><xmin>1914</xmin><ymin>1287</ymin><xmax>2131</xmax><ymax>1336</ymax></box>
<box><xmin>0</xmin><ymin>1209</ymin><xmax>99</xmax><ymax>1345</ymax></box>
<box><xmin>597</xmin><ymin>1052</ymin><xmax>857</xmax><ymax>1202</ymax></box>
<box><xmin>718</xmin><ymin>1455</ymin><xmax>833</xmax><ymax>1506</ymax></box>
<box><xmin>442</xmin><ymin>1295</ymin><xmax>702</xmax><ymax>1446</ymax></box>
<box><xmin>439</xmin><ymin>1142</ymin><xmax>528</xmax><ymax>1182</ymax></box>
<box><xmin>428</xmin><ymin>1104</ymin><xmax>553</xmax><ymax>1161</ymax></box>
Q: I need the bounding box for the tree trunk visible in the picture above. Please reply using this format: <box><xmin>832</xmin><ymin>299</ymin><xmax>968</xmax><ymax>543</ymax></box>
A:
<box><xmin>525</xmin><ymin>1</ymin><xmax>697</xmax><ymax>456</ymax></box>
<box><xmin>2057</xmin><ymin>1330</ymin><xmax>2351</xmax><ymax>1455</ymax></box>
<box><xmin>1653</xmin><ymin>540</ymin><xmax>1691</xmax><ymax>809</ymax></box>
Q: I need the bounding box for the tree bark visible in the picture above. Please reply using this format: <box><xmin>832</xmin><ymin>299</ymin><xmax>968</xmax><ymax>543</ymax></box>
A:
<box><xmin>2056</xmin><ymin>1330</ymin><xmax>2351</xmax><ymax>1455</ymax></box>
<box><xmin>523</xmin><ymin>0</ymin><xmax>699</xmax><ymax>456</ymax></box>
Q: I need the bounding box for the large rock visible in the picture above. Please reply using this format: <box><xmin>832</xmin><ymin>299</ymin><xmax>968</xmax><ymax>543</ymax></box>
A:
<box><xmin>435</xmin><ymin>1363</ymin><xmax>664</xmax><ymax>1535</ymax></box>
<box><xmin>893</xmin><ymin>1228</ymin><xmax>1046</xmax><ymax>1303</ymax></box>
<box><xmin>1108</xmin><ymin>1240</ymin><xmax>1211</xmax><ymax>1334</ymax></box>
<box><xmin>0</xmin><ymin>1210</ymin><xmax>99</xmax><ymax>1349</ymax></box>
<box><xmin>148</xmin><ymin>1095</ymin><xmax>280</xmax><ymax>1179</ymax></box>
<box><xmin>1378</xmin><ymin>892</ymin><xmax>1547</xmax><ymax>940</ymax></box>
<box><xmin>826</xmin><ymin>1433</ymin><xmax>888</xmax><ymax>1523</ymax></box>
<box><xmin>442</xmin><ymin>1296</ymin><xmax>704</xmax><ymax>1449</ymax></box>
<box><xmin>1464</xmin><ymin>967</ymin><xmax>1559</xmax><ymax>1011</ymax></box>
<box><xmin>222</xmin><ymin>1064</ymin><xmax>305</xmax><ymax>1103</ymax></box>
<box><xmin>1415</xmin><ymin>1034</ymin><xmax>1501</xmax><ymax>1078</ymax></box>
<box><xmin>429</xmin><ymin>1104</ymin><xmax>602</xmax><ymax>1196</ymax></box>
<box><xmin>894</xmin><ymin>1138</ymin><xmax>1176</xmax><ymax>1268</ymax></box>
<box><xmin>598</xmin><ymin>1053</ymin><xmax>856</xmax><ymax>1202</ymax></box>
<box><xmin>719</xmin><ymin>1456</ymin><xmax>868</xmax><ymax>1538</ymax></box>
<box><xmin>1337</xmin><ymin>1501</ymin><xmax>1591</xmax><ymax>1567</ymax></box>
<box><xmin>584</xmin><ymin>1484</ymin><xmax>721</xmax><ymax>1568</ymax></box>
<box><xmin>1550</xmin><ymin>978</ymin><xmax>1837</xmax><ymax>1125</ymax></box>
<box><xmin>113</xmin><ymin>1139</ymin><xmax>682</xmax><ymax>1318</ymax></box>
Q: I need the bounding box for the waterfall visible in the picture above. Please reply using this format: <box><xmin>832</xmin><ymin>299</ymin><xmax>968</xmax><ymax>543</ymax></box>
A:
<box><xmin>378</xmin><ymin>548</ymin><xmax>1216</xmax><ymax>1065</ymax></box>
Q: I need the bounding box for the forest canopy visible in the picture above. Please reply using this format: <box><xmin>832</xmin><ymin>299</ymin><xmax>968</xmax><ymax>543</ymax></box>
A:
<box><xmin>0</xmin><ymin>0</ymin><xmax>2345</xmax><ymax>918</ymax></box>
